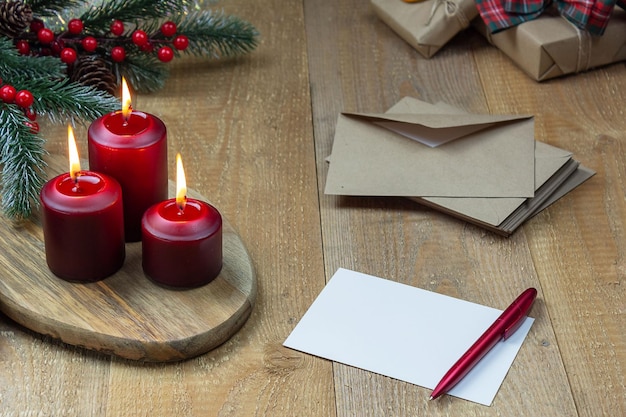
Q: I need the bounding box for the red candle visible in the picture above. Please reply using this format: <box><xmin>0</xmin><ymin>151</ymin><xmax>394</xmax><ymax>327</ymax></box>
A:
<box><xmin>88</xmin><ymin>78</ymin><xmax>167</xmax><ymax>242</ymax></box>
<box><xmin>40</xmin><ymin>126</ymin><xmax>125</xmax><ymax>282</ymax></box>
<box><xmin>141</xmin><ymin>154</ymin><xmax>222</xmax><ymax>288</ymax></box>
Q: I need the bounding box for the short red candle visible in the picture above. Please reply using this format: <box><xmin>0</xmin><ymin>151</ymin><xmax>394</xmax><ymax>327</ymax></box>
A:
<box><xmin>88</xmin><ymin>110</ymin><xmax>167</xmax><ymax>242</ymax></box>
<box><xmin>141</xmin><ymin>199</ymin><xmax>222</xmax><ymax>288</ymax></box>
<box><xmin>40</xmin><ymin>171</ymin><xmax>125</xmax><ymax>282</ymax></box>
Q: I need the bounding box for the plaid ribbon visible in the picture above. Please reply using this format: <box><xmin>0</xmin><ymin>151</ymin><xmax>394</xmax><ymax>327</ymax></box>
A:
<box><xmin>475</xmin><ymin>0</ymin><xmax>624</xmax><ymax>35</ymax></box>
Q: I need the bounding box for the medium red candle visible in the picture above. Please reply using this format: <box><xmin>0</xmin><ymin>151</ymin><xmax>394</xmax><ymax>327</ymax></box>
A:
<box><xmin>40</xmin><ymin>126</ymin><xmax>125</xmax><ymax>282</ymax></box>
<box><xmin>88</xmin><ymin>78</ymin><xmax>167</xmax><ymax>242</ymax></box>
<box><xmin>141</xmin><ymin>154</ymin><xmax>222</xmax><ymax>288</ymax></box>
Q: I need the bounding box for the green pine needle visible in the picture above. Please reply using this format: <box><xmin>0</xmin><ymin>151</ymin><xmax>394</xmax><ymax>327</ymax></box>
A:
<box><xmin>26</xmin><ymin>0</ymin><xmax>87</xmax><ymax>18</ymax></box>
<box><xmin>0</xmin><ymin>39</ymin><xmax>119</xmax><ymax>219</ymax></box>
<box><xmin>175</xmin><ymin>10</ymin><xmax>259</xmax><ymax>58</ymax></box>
<box><xmin>31</xmin><ymin>78</ymin><xmax>120</xmax><ymax>123</ymax></box>
<box><xmin>113</xmin><ymin>55</ymin><xmax>170</xmax><ymax>93</ymax></box>
<box><xmin>80</xmin><ymin>0</ymin><xmax>194</xmax><ymax>33</ymax></box>
<box><xmin>0</xmin><ymin>38</ymin><xmax>66</xmax><ymax>79</ymax></box>
<box><xmin>0</xmin><ymin>106</ymin><xmax>47</xmax><ymax>220</ymax></box>
<box><xmin>2</xmin><ymin>73</ymin><xmax>120</xmax><ymax>123</ymax></box>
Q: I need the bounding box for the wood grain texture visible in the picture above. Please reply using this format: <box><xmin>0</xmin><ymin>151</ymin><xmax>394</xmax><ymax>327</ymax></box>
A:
<box><xmin>305</xmin><ymin>0</ymin><xmax>619</xmax><ymax>416</ymax></box>
<box><xmin>1</xmin><ymin>0</ymin><xmax>625</xmax><ymax>415</ymax></box>
<box><xmin>473</xmin><ymin>41</ymin><xmax>626</xmax><ymax>417</ymax></box>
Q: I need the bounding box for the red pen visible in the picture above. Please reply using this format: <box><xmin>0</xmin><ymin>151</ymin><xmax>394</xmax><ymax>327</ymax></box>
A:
<box><xmin>430</xmin><ymin>288</ymin><xmax>537</xmax><ymax>400</ymax></box>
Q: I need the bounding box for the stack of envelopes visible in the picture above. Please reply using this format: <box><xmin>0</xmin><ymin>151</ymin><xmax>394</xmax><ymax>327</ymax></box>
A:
<box><xmin>325</xmin><ymin>97</ymin><xmax>595</xmax><ymax>236</ymax></box>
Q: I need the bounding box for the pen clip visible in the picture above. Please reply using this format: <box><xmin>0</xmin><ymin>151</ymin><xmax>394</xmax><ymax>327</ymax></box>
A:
<box><xmin>503</xmin><ymin>316</ymin><xmax>526</xmax><ymax>340</ymax></box>
<box><xmin>502</xmin><ymin>288</ymin><xmax>537</xmax><ymax>340</ymax></box>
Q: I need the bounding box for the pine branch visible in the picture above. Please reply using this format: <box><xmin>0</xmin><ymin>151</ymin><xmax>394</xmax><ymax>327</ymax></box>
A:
<box><xmin>1</xmin><ymin>41</ymin><xmax>119</xmax><ymax>121</ymax></box>
<box><xmin>25</xmin><ymin>0</ymin><xmax>87</xmax><ymax>18</ymax></box>
<box><xmin>0</xmin><ymin>105</ymin><xmax>47</xmax><ymax>220</ymax></box>
<box><xmin>79</xmin><ymin>0</ymin><xmax>194</xmax><ymax>33</ymax></box>
<box><xmin>30</xmin><ymin>78</ymin><xmax>120</xmax><ymax>123</ymax></box>
<box><xmin>113</xmin><ymin>54</ymin><xmax>169</xmax><ymax>92</ymax></box>
<box><xmin>0</xmin><ymin>38</ymin><xmax>66</xmax><ymax>80</ymax></box>
<box><xmin>174</xmin><ymin>10</ymin><xmax>259</xmax><ymax>58</ymax></box>
<box><xmin>0</xmin><ymin>39</ymin><xmax>118</xmax><ymax>219</ymax></box>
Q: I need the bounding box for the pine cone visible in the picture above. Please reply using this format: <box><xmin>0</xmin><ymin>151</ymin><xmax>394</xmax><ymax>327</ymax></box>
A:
<box><xmin>0</xmin><ymin>1</ymin><xmax>33</xmax><ymax>37</ymax></box>
<box><xmin>69</xmin><ymin>55</ymin><xmax>118</xmax><ymax>95</ymax></box>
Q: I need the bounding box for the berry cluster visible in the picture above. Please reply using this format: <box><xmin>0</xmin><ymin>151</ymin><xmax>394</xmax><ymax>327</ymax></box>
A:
<box><xmin>0</xmin><ymin>78</ymin><xmax>38</xmax><ymax>133</ymax></box>
<box><xmin>15</xmin><ymin>18</ymin><xmax>190</xmax><ymax>64</ymax></box>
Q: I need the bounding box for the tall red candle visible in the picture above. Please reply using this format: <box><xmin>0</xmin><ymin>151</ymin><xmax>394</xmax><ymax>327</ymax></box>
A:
<box><xmin>40</xmin><ymin>127</ymin><xmax>125</xmax><ymax>282</ymax></box>
<box><xmin>88</xmin><ymin>79</ymin><xmax>167</xmax><ymax>242</ymax></box>
<box><xmin>141</xmin><ymin>154</ymin><xmax>222</xmax><ymax>288</ymax></box>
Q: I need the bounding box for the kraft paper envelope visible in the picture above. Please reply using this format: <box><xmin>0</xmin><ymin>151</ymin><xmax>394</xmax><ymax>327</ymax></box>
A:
<box><xmin>325</xmin><ymin>98</ymin><xmax>595</xmax><ymax>235</ymax></box>
<box><xmin>418</xmin><ymin>141</ymin><xmax>576</xmax><ymax>228</ymax></box>
<box><xmin>324</xmin><ymin>98</ymin><xmax>536</xmax><ymax>198</ymax></box>
<box><xmin>382</xmin><ymin>100</ymin><xmax>594</xmax><ymax>233</ymax></box>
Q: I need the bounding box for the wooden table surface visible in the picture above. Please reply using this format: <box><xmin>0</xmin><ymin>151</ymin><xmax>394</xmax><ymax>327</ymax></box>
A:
<box><xmin>2</xmin><ymin>0</ymin><xmax>625</xmax><ymax>415</ymax></box>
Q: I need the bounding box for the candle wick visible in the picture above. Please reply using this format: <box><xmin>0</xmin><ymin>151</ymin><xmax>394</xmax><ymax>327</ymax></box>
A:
<box><xmin>72</xmin><ymin>175</ymin><xmax>81</xmax><ymax>193</ymax></box>
<box><xmin>177</xmin><ymin>196</ymin><xmax>187</xmax><ymax>214</ymax></box>
<box><xmin>122</xmin><ymin>105</ymin><xmax>133</xmax><ymax>126</ymax></box>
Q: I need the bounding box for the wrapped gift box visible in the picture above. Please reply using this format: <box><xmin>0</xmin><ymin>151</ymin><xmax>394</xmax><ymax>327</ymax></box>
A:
<box><xmin>371</xmin><ymin>0</ymin><xmax>478</xmax><ymax>58</ymax></box>
<box><xmin>474</xmin><ymin>7</ymin><xmax>626</xmax><ymax>81</ymax></box>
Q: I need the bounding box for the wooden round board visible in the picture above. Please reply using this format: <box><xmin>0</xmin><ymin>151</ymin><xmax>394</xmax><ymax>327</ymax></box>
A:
<box><xmin>0</xmin><ymin>157</ymin><xmax>256</xmax><ymax>362</ymax></box>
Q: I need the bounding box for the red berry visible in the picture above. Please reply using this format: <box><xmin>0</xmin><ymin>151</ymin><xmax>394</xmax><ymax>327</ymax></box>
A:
<box><xmin>30</xmin><ymin>19</ymin><xmax>44</xmax><ymax>33</ymax></box>
<box><xmin>68</xmin><ymin>19</ymin><xmax>84</xmax><ymax>35</ymax></box>
<box><xmin>132</xmin><ymin>30</ymin><xmax>148</xmax><ymax>46</ymax></box>
<box><xmin>15</xmin><ymin>90</ymin><xmax>34</xmax><ymax>108</ymax></box>
<box><xmin>51</xmin><ymin>39</ymin><xmax>64</xmax><ymax>54</ymax></box>
<box><xmin>173</xmin><ymin>35</ymin><xmax>189</xmax><ymax>51</ymax></box>
<box><xmin>16</xmin><ymin>40</ymin><xmax>30</xmax><ymax>55</ymax></box>
<box><xmin>160</xmin><ymin>21</ymin><xmax>177</xmax><ymax>37</ymax></box>
<box><xmin>24</xmin><ymin>108</ymin><xmax>37</xmax><ymax>121</ymax></box>
<box><xmin>141</xmin><ymin>42</ymin><xmax>154</xmax><ymax>53</ymax></box>
<box><xmin>81</xmin><ymin>36</ymin><xmax>98</xmax><ymax>52</ymax></box>
<box><xmin>25</xmin><ymin>121</ymin><xmax>40</xmax><ymax>134</ymax></box>
<box><xmin>110</xmin><ymin>20</ymin><xmax>124</xmax><ymax>36</ymax></box>
<box><xmin>60</xmin><ymin>47</ymin><xmax>77</xmax><ymax>64</ymax></box>
<box><xmin>111</xmin><ymin>46</ymin><xmax>126</xmax><ymax>62</ymax></box>
<box><xmin>37</xmin><ymin>28</ymin><xmax>55</xmax><ymax>44</ymax></box>
<box><xmin>0</xmin><ymin>85</ymin><xmax>17</xmax><ymax>103</ymax></box>
<box><xmin>157</xmin><ymin>46</ymin><xmax>174</xmax><ymax>62</ymax></box>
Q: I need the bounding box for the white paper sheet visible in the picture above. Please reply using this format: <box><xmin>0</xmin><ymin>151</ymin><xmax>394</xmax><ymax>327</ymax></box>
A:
<box><xmin>283</xmin><ymin>268</ymin><xmax>535</xmax><ymax>406</ymax></box>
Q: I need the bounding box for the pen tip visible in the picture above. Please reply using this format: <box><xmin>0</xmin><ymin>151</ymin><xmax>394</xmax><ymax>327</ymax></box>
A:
<box><xmin>428</xmin><ymin>396</ymin><xmax>434</xmax><ymax>401</ymax></box>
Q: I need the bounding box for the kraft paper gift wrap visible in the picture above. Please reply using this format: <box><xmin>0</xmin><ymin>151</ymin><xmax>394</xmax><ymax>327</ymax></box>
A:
<box><xmin>371</xmin><ymin>0</ymin><xmax>479</xmax><ymax>58</ymax></box>
<box><xmin>474</xmin><ymin>7</ymin><xmax>626</xmax><ymax>81</ymax></box>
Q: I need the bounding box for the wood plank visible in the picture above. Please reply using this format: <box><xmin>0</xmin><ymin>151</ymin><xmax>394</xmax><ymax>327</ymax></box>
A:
<box><xmin>475</xmin><ymin>43</ymin><xmax>626</xmax><ymax>417</ymax></box>
<box><xmin>305</xmin><ymin>0</ymin><xmax>579</xmax><ymax>415</ymax></box>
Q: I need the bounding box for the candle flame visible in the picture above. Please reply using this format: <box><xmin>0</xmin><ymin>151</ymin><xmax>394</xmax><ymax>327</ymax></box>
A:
<box><xmin>176</xmin><ymin>153</ymin><xmax>187</xmax><ymax>211</ymax></box>
<box><xmin>121</xmin><ymin>77</ymin><xmax>132</xmax><ymax>120</ymax></box>
<box><xmin>68</xmin><ymin>125</ymin><xmax>81</xmax><ymax>182</ymax></box>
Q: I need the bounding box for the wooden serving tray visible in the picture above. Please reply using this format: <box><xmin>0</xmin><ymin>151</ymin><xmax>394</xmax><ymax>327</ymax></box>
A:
<box><xmin>0</xmin><ymin>157</ymin><xmax>256</xmax><ymax>362</ymax></box>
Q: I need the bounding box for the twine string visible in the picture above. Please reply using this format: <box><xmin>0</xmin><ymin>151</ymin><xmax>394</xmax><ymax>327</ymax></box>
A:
<box><xmin>426</xmin><ymin>0</ymin><xmax>470</xmax><ymax>27</ymax></box>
